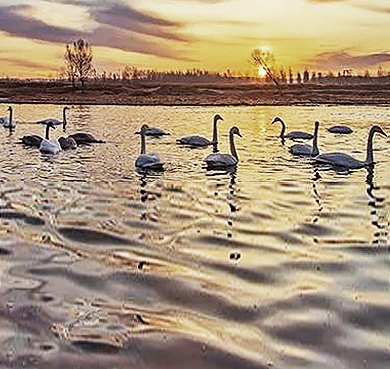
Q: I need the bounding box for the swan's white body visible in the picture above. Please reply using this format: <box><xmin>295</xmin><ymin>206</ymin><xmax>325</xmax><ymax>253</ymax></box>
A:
<box><xmin>290</xmin><ymin>121</ymin><xmax>320</xmax><ymax>156</ymax></box>
<box><xmin>39</xmin><ymin>122</ymin><xmax>61</xmax><ymax>154</ymax></box>
<box><xmin>272</xmin><ymin>116</ymin><xmax>313</xmax><ymax>140</ymax></box>
<box><xmin>315</xmin><ymin>125</ymin><xmax>387</xmax><ymax>169</ymax></box>
<box><xmin>327</xmin><ymin>125</ymin><xmax>353</xmax><ymax>134</ymax></box>
<box><xmin>205</xmin><ymin>126</ymin><xmax>242</xmax><ymax>169</ymax></box>
<box><xmin>135</xmin><ymin>124</ymin><xmax>164</xmax><ymax>170</ymax></box>
<box><xmin>1</xmin><ymin>106</ymin><xmax>15</xmax><ymax>129</ymax></box>
<box><xmin>177</xmin><ymin>114</ymin><xmax>223</xmax><ymax>147</ymax></box>
<box><xmin>40</xmin><ymin>139</ymin><xmax>61</xmax><ymax>154</ymax></box>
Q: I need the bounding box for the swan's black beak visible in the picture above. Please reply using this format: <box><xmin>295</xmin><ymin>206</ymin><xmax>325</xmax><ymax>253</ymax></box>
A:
<box><xmin>379</xmin><ymin>128</ymin><xmax>387</xmax><ymax>137</ymax></box>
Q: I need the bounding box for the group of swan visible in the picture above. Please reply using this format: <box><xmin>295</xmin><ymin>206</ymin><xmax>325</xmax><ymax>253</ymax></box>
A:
<box><xmin>1</xmin><ymin>106</ymin><xmax>104</xmax><ymax>154</ymax></box>
<box><xmin>137</xmin><ymin>114</ymin><xmax>387</xmax><ymax>172</ymax></box>
<box><xmin>136</xmin><ymin>114</ymin><xmax>242</xmax><ymax>171</ymax></box>
<box><xmin>274</xmin><ymin>116</ymin><xmax>387</xmax><ymax>170</ymax></box>
<box><xmin>2</xmin><ymin>106</ymin><xmax>387</xmax><ymax>171</ymax></box>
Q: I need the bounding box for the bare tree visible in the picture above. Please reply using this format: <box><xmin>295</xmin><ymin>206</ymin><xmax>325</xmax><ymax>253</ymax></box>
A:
<box><xmin>251</xmin><ymin>49</ymin><xmax>279</xmax><ymax>87</ymax></box>
<box><xmin>65</xmin><ymin>39</ymin><xmax>94</xmax><ymax>88</ymax></box>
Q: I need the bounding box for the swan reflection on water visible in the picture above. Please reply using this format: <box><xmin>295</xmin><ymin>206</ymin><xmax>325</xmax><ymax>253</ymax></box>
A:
<box><xmin>366</xmin><ymin>166</ymin><xmax>389</xmax><ymax>246</ymax></box>
<box><xmin>311</xmin><ymin>164</ymin><xmax>388</xmax><ymax>246</ymax></box>
<box><xmin>138</xmin><ymin>172</ymin><xmax>163</xmax><ymax>223</ymax></box>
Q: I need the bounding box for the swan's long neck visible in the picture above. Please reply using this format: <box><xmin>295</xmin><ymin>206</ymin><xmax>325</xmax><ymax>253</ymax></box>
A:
<box><xmin>8</xmin><ymin>108</ymin><xmax>13</xmax><ymax>132</ymax></box>
<box><xmin>45</xmin><ymin>125</ymin><xmax>51</xmax><ymax>140</ymax></box>
<box><xmin>365</xmin><ymin>129</ymin><xmax>376</xmax><ymax>164</ymax></box>
<box><xmin>311</xmin><ymin>123</ymin><xmax>319</xmax><ymax>156</ymax></box>
<box><xmin>230</xmin><ymin>132</ymin><xmax>238</xmax><ymax>161</ymax></box>
<box><xmin>63</xmin><ymin>108</ymin><xmax>67</xmax><ymax>131</ymax></box>
<box><xmin>140</xmin><ymin>133</ymin><xmax>146</xmax><ymax>155</ymax></box>
<box><xmin>279</xmin><ymin>120</ymin><xmax>286</xmax><ymax>138</ymax></box>
<box><xmin>212</xmin><ymin>117</ymin><xmax>218</xmax><ymax>143</ymax></box>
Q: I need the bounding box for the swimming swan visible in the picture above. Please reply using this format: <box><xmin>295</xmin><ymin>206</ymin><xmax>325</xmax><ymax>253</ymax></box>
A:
<box><xmin>1</xmin><ymin>106</ymin><xmax>15</xmax><ymax>130</ymax></box>
<box><xmin>204</xmin><ymin>126</ymin><xmax>242</xmax><ymax>169</ymax></box>
<box><xmin>272</xmin><ymin>116</ymin><xmax>313</xmax><ymax>140</ymax></box>
<box><xmin>327</xmin><ymin>125</ymin><xmax>353</xmax><ymax>134</ymax></box>
<box><xmin>315</xmin><ymin>125</ymin><xmax>387</xmax><ymax>169</ymax></box>
<box><xmin>289</xmin><ymin>121</ymin><xmax>320</xmax><ymax>156</ymax></box>
<box><xmin>139</xmin><ymin>126</ymin><xmax>170</xmax><ymax>137</ymax></box>
<box><xmin>37</xmin><ymin>106</ymin><xmax>68</xmax><ymax>127</ymax></box>
<box><xmin>177</xmin><ymin>114</ymin><xmax>224</xmax><ymax>147</ymax></box>
<box><xmin>39</xmin><ymin>122</ymin><xmax>61</xmax><ymax>154</ymax></box>
<box><xmin>67</xmin><ymin>132</ymin><xmax>104</xmax><ymax>145</ymax></box>
<box><xmin>135</xmin><ymin>124</ymin><xmax>164</xmax><ymax>170</ymax></box>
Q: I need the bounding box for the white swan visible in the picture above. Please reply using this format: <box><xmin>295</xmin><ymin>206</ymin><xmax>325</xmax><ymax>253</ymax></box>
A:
<box><xmin>315</xmin><ymin>125</ymin><xmax>387</xmax><ymax>169</ymax></box>
<box><xmin>272</xmin><ymin>116</ymin><xmax>313</xmax><ymax>140</ymax></box>
<box><xmin>37</xmin><ymin>106</ymin><xmax>68</xmax><ymax>127</ymax></box>
<box><xmin>135</xmin><ymin>124</ymin><xmax>164</xmax><ymax>170</ymax></box>
<box><xmin>177</xmin><ymin>114</ymin><xmax>224</xmax><ymax>147</ymax></box>
<box><xmin>290</xmin><ymin>121</ymin><xmax>320</xmax><ymax>156</ymax></box>
<box><xmin>204</xmin><ymin>126</ymin><xmax>242</xmax><ymax>169</ymax></box>
<box><xmin>327</xmin><ymin>125</ymin><xmax>353</xmax><ymax>134</ymax></box>
<box><xmin>39</xmin><ymin>122</ymin><xmax>61</xmax><ymax>154</ymax></box>
<box><xmin>1</xmin><ymin>106</ymin><xmax>16</xmax><ymax>130</ymax></box>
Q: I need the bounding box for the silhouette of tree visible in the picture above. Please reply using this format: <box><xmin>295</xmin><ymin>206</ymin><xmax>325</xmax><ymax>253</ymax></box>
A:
<box><xmin>303</xmin><ymin>68</ymin><xmax>309</xmax><ymax>83</ymax></box>
<box><xmin>280</xmin><ymin>69</ymin><xmax>287</xmax><ymax>84</ymax></box>
<box><xmin>289</xmin><ymin>67</ymin><xmax>293</xmax><ymax>84</ymax></box>
<box><xmin>251</xmin><ymin>49</ymin><xmax>279</xmax><ymax>87</ymax></box>
<box><xmin>65</xmin><ymin>39</ymin><xmax>94</xmax><ymax>88</ymax></box>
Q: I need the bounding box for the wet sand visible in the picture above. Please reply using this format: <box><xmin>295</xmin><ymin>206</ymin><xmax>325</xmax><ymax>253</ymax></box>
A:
<box><xmin>1</xmin><ymin>79</ymin><xmax>390</xmax><ymax>106</ymax></box>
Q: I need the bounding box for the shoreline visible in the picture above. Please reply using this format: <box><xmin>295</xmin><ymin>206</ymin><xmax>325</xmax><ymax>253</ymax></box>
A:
<box><xmin>1</xmin><ymin>80</ymin><xmax>390</xmax><ymax>106</ymax></box>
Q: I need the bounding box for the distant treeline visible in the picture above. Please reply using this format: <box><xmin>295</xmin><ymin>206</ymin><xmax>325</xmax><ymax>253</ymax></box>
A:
<box><xmin>3</xmin><ymin>66</ymin><xmax>390</xmax><ymax>86</ymax></box>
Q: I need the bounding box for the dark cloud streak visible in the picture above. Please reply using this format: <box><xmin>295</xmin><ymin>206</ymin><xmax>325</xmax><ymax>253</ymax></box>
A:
<box><xmin>0</xmin><ymin>2</ymin><xmax>192</xmax><ymax>61</ymax></box>
<box><xmin>312</xmin><ymin>51</ymin><xmax>390</xmax><ymax>70</ymax></box>
<box><xmin>92</xmin><ymin>4</ymin><xmax>188</xmax><ymax>42</ymax></box>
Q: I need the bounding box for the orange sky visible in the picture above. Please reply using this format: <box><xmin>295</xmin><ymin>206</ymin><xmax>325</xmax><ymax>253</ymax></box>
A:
<box><xmin>0</xmin><ymin>0</ymin><xmax>390</xmax><ymax>78</ymax></box>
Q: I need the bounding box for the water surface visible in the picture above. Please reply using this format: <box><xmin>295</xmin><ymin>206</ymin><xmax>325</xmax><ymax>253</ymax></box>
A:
<box><xmin>0</xmin><ymin>104</ymin><xmax>389</xmax><ymax>368</ymax></box>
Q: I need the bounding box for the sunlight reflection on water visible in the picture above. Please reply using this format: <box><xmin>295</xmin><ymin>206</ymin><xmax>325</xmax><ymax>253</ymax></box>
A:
<box><xmin>0</xmin><ymin>104</ymin><xmax>389</xmax><ymax>369</ymax></box>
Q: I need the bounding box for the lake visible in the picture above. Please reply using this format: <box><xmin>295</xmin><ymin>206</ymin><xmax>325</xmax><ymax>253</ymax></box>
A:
<box><xmin>0</xmin><ymin>104</ymin><xmax>389</xmax><ymax>369</ymax></box>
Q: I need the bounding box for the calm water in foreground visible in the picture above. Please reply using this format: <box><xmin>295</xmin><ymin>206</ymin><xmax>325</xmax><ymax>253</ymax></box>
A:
<box><xmin>0</xmin><ymin>104</ymin><xmax>389</xmax><ymax>369</ymax></box>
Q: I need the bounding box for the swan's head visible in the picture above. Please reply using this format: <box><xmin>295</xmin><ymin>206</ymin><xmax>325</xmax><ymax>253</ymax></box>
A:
<box><xmin>214</xmin><ymin>114</ymin><xmax>224</xmax><ymax>122</ymax></box>
<box><xmin>7</xmin><ymin>106</ymin><xmax>12</xmax><ymax>112</ymax></box>
<box><xmin>48</xmin><ymin>121</ymin><xmax>57</xmax><ymax>130</ymax></box>
<box><xmin>139</xmin><ymin>124</ymin><xmax>150</xmax><ymax>135</ymax></box>
<box><xmin>371</xmin><ymin>125</ymin><xmax>387</xmax><ymax>138</ymax></box>
<box><xmin>271</xmin><ymin>116</ymin><xmax>283</xmax><ymax>125</ymax></box>
<box><xmin>230</xmin><ymin>126</ymin><xmax>242</xmax><ymax>138</ymax></box>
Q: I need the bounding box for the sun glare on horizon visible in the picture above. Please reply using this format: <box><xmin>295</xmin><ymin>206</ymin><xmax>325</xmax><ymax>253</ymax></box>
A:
<box><xmin>258</xmin><ymin>67</ymin><xmax>267</xmax><ymax>77</ymax></box>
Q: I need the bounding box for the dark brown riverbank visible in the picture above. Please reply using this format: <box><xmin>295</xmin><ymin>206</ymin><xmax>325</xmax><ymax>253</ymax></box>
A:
<box><xmin>0</xmin><ymin>79</ymin><xmax>390</xmax><ymax>106</ymax></box>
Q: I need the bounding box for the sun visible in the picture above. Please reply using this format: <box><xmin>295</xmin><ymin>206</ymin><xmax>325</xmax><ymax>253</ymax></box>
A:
<box><xmin>258</xmin><ymin>67</ymin><xmax>267</xmax><ymax>77</ymax></box>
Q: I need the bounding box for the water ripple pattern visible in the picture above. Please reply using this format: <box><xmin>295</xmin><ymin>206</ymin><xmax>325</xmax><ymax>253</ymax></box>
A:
<box><xmin>0</xmin><ymin>104</ymin><xmax>389</xmax><ymax>369</ymax></box>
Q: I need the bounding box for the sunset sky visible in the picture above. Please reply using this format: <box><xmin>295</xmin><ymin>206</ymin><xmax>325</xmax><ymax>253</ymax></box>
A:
<box><xmin>0</xmin><ymin>0</ymin><xmax>390</xmax><ymax>78</ymax></box>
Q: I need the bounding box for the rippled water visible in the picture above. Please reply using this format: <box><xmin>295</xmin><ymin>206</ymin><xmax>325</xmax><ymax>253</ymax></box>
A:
<box><xmin>0</xmin><ymin>104</ymin><xmax>389</xmax><ymax>369</ymax></box>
